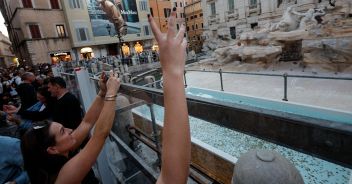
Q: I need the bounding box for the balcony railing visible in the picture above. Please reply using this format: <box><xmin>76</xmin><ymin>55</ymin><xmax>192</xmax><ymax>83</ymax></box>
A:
<box><xmin>225</xmin><ymin>9</ymin><xmax>239</xmax><ymax>21</ymax></box>
<box><xmin>208</xmin><ymin>14</ymin><xmax>220</xmax><ymax>25</ymax></box>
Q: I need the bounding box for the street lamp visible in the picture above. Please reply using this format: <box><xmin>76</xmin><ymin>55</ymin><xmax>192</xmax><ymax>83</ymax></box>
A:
<box><xmin>106</xmin><ymin>23</ymin><xmax>127</xmax><ymax>64</ymax></box>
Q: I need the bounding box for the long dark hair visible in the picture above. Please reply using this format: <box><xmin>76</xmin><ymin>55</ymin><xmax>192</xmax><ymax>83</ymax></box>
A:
<box><xmin>21</xmin><ymin>121</ymin><xmax>68</xmax><ymax>184</ymax></box>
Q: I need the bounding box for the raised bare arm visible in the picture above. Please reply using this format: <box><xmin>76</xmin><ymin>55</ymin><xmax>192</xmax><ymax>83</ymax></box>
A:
<box><xmin>55</xmin><ymin>71</ymin><xmax>120</xmax><ymax>184</ymax></box>
<box><xmin>148</xmin><ymin>8</ymin><xmax>191</xmax><ymax>184</ymax></box>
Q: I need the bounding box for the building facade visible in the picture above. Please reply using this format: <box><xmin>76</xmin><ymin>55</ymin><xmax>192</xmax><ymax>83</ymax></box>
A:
<box><xmin>0</xmin><ymin>32</ymin><xmax>16</xmax><ymax>67</ymax></box>
<box><xmin>0</xmin><ymin>0</ymin><xmax>73</xmax><ymax>65</ymax></box>
<box><xmin>61</xmin><ymin>0</ymin><xmax>154</xmax><ymax>60</ymax></box>
<box><xmin>185</xmin><ymin>0</ymin><xmax>203</xmax><ymax>53</ymax></box>
<box><xmin>201</xmin><ymin>0</ymin><xmax>333</xmax><ymax>41</ymax></box>
<box><xmin>172</xmin><ymin>0</ymin><xmax>186</xmax><ymax>30</ymax></box>
<box><xmin>149</xmin><ymin>0</ymin><xmax>172</xmax><ymax>33</ymax></box>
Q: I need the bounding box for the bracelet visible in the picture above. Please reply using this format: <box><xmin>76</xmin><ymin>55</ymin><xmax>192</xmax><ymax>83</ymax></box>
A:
<box><xmin>105</xmin><ymin>94</ymin><xmax>117</xmax><ymax>98</ymax></box>
<box><xmin>104</xmin><ymin>98</ymin><xmax>116</xmax><ymax>101</ymax></box>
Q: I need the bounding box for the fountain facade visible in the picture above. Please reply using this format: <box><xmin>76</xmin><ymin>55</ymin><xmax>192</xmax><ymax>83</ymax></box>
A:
<box><xmin>199</xmin><ymin>0</ymin><xmax>352</xmax><ymax>73</ymax></box>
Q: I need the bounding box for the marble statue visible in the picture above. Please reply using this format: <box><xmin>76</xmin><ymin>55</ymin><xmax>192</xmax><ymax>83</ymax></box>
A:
<box><xmin>270</xmin><ymin>5</ymin><xmax>326</xmax><ymax>32</ymax></box>
<box><xmin>97</xmin><ymin>0</ymin><xmax>126</xmax><ymax>35</ymax></box>
<box><xmin>294</xmin><ymin>8</ymin><xmax>326</xmax><ymax>30</ymax></box>
<box><xmin>270</xmin><ymin>6</ymin><xmax>301</xmax><ymax>32</ymax></box>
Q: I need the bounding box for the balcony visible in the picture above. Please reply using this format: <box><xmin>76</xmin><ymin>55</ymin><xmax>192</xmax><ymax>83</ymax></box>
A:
<box><xmin>246</xmin><ymin>3</ymin><xmax>262</xmax><ymax>17</ymax></box>
<box><xmin>225</xmin><ymin>9</ymin><xmax>239</xmax><ymax>22</ymax></box>
<box><xmin>208</xmin><ymin>14</ymin><xmax>220</xmax><ymax>25</ymax></box>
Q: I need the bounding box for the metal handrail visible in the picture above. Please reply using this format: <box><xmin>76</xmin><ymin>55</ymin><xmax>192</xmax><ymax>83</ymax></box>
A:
<box><xmin>184</xmin><ymin>69</ymin><xmax>352</xmax><ymax>101</ymax></box>
<box><xmin>185</xmin><ymin>69</ymin><xmax>352</xmax><ymax>80</ymax></box>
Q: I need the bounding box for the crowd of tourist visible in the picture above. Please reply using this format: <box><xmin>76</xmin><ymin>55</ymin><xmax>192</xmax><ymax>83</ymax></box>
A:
<box><xmin>0</xmin><ymin>63</ymin><xmax>86</xmax><ymax>183</ymax></box>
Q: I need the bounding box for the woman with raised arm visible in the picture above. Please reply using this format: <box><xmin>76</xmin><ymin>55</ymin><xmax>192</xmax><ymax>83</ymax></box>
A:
<box><xmin>21</xmin><ymin>71</ymin><xmax>120</xmax><ymax>184</ymax></box>
<box><xmin>148</xmin><ymin>7</ymin><xmax>191</xmax><ymax>184</ymax></box>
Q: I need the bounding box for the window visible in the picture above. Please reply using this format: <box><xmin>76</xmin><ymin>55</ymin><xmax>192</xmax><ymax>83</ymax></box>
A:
<box><xmin>190</xmin><ymin>16</ymin><xmax>193</xmax><ymax>20</ymax></box>
<box><xmin>29</xmin><ymin>24</ymin><xmax>41</xmax><ymax>39</ymax></box>
<box><xmin>22</xmin><ymin>0</ymin><xmax>33</xmax><ymax>8</ymax></box>
<box><xmin>228</xmin><ymin>0</ymin><xmax>234</xmax><ymax>11</ymax></box>
<box><xmin>144</xmin><ymin>25</ymin><xmax>150</xmax><ymax>35</ymax></box>
<box><xmin>56</xmin><ymin>25</ymin><xmax>66</xmax><ymax>37</ymax></box>
<box><xmin>164</xmin><ymin>8</ymin><xmax>171</xmax><ymax>18</ymax></box>
<box><xmin>192</xmin><ymin>25</ymin><xmax>194</xmax><ymax>30</ymax></box>
<box><xmin>210</xmin><ymin>2</ymin><xmax>216</xmax><ymax>16</ymax></box>
<box><xmin>277</xmin><ymin>0</ymin><xmax>282</xmax><ymax>8</ymax></box>
<box><xmin>186</xmin><ymin>18</ymin><xmax>188</xmax><ymax>21</ymax></box>
<box><xmin>50</xmin><ymin>0</ymin><xmax>60</xmax><ymax>9</ymax></box>
<box><xmin>230</xmin><ymin>26</ymin><xmax>236</xmax><ymax>39</ymax></box>
<box><xmin>187</xmin><ymin>26</ymin><xmax>189</xmax><ymax>31</ymax></box>
<box><xmin>139</xmin><ymin>1</ymin><xmax>148</xmax><ymax>11</ymax></box>
<box><xmin>76</xmin><ymin>28</ymin><xmax>89</xmax><ymax>41</ymax></box>
<box><xmin>150</xmin><ymin>8</ymin><xmax>154</xmax><ymax>16</ymax></box>
<box><xmin>195</xmin><ymin>24</ymin><xmax>198</xmax><ymax>29</ymax></box>
<box><xmin>69</xmin><ymin>0</ymin><xmax>82</xmax><ymax>9</ymax></box>
<box><xmin>249</xmin><ymin>0</ymin><xmax>257</xmax><ymax>7</ymax></box>
<box><xmin>180</xmin><ymin>2</ymin><xmax>183</xmax><ymax>7</ymax></box>
<box><xmin>174</xmin><ymin>2</ymin><xmax>177</xmax><ymax>7</ymax></box>
<box><xmin>194</xmin><ymin>15</ymin><xmax>197</xmax><ymax>18</ymax></box>
<box><xmin>201</xmin><ymin>23</ymin><xmax>203</xmax><ymax>28</ymax></box>
<box><xmin>200</xmin><ymin>13</ymin><xmax>203</xmax><ymax>17</ymax></box>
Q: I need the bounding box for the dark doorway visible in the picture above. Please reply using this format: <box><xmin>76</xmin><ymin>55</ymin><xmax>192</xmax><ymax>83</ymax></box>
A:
<box><xmin>251</xmin><ymin>23</ymin><xmax>258</xmax><ymax>30</ymax></box>
<box><xmin>108</xmin><ymin>44</ymin><xmax>118</xmax><ymax>56</ymax></box>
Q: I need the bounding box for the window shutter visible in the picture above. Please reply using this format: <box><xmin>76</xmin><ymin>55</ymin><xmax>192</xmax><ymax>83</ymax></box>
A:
<box><xmin>85</xmin><ymin>28</ymin><xmax>89</xmax><ymax>41</ymax></box>
<box><xmin>76</xmin><ymin>28</ymin><xmax>81</xmax><ymax>41</ymax></box>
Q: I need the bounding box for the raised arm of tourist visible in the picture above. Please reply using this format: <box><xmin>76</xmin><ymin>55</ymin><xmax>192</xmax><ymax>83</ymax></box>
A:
<box><xmin>149</xmin><ymin>8</ymin><xmax>191</xmax><ymax>184</ymax></box>
<box><xmin>70</xmin><ymin>72</ymin><xmax>109</xmax><ymax>149</ymax></box>
<box><xmin>55</xmin><ymin>72</ymin><xmax>120</xmax><ymax>184</ymax></box>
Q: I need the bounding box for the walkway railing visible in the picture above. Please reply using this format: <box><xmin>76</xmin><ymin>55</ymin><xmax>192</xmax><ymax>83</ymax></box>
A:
<box><xmin>184</xmin><ymin>69</ymin><xmax>352</xmax><ymax>101</ymax></box>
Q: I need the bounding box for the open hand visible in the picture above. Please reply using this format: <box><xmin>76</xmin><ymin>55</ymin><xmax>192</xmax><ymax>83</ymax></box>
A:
<box><xmin>106</xmin><ymin>70</ymin><xmax>120</xmax><ymax>96</ymax></box>
<box><xmin>148</xmin><ymin>8</ymin><xmax>187</xmax><ymax>77</ymax></box>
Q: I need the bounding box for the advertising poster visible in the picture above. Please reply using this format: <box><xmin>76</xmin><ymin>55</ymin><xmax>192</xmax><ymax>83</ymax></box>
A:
<box><xmin>86</xmin><ymin>0</ymin><xmax>141</xmax><ymax>37</ymax></box>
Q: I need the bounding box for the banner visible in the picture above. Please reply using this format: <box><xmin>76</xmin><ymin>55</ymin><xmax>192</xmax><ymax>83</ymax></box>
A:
<box><xmin>86</xmin><ymin>0</ymin><xmax>141</xmax><ymax>37</ymax></box>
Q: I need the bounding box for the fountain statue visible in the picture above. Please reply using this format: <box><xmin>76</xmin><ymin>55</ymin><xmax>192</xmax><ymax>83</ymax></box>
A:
<box><xmin>270</xmin><ymin>5</ymin><xmax>326</xmax><ymax>32</ymax></box>
<box><xmin>97</xmin><ymin>0</ymin><xmax>126</xmax><ymax>35</ymax></box>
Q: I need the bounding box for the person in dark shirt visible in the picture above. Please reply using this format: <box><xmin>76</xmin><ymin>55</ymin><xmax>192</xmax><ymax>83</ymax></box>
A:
<box><xmin>3</xmin><ymin>86</ymin><xmax>55</xmax><ymax>135</ymax></box>
<box><xmin>16</xmin><ymin>72</ymin><xmax>37</xmax><ymax>113</ymax></box>
<box><xmin>48</xmin><ymin>77</ymin><xmax>83</xmax><ymax>129</ymax></box>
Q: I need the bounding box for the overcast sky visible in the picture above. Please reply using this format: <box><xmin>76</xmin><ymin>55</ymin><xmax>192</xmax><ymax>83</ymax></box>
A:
<box><xmin>0</xmin><ymin>13</ymin><xmax>9</xmax><ymax>37</ymax></box>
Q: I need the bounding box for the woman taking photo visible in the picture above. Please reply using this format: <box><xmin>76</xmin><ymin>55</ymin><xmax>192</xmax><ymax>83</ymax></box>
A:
<box><xmin>21</xmin><ymin>7</ymin><xmax>190</xmax><ymax>184</ymax></box>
